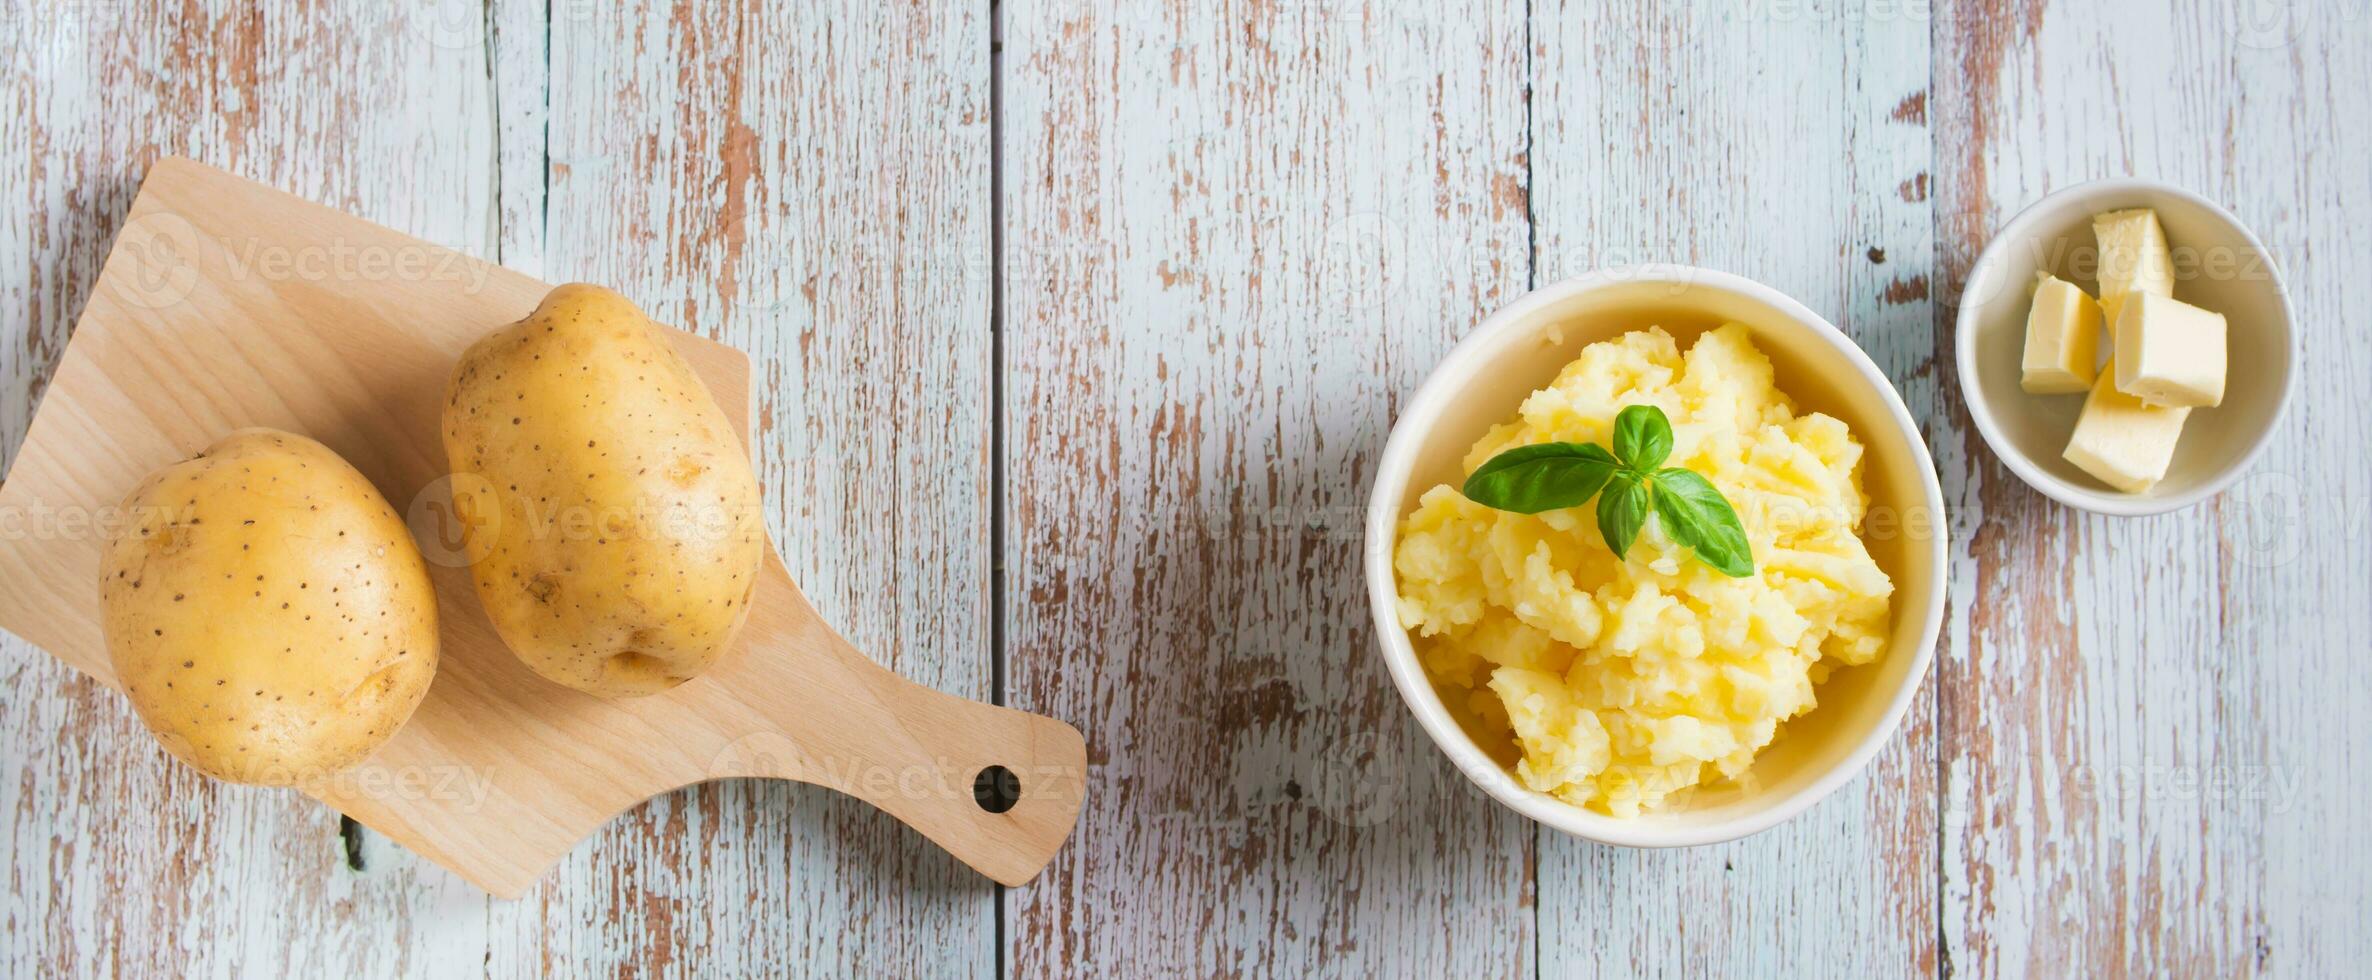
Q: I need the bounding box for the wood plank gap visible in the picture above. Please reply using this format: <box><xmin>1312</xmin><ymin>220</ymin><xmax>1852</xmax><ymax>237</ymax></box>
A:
<box><xmin>1519</xmin><ymin>0</ymin><xmax>1543</xmax><ymax>976</ymax></box>
<box><xmin>1925</xmin><ymin>15</ymin><xmax>1946</xmax><ymax>980</ymax></box>
<box><xmin>987</xmin><ymin>3</ymin><xmax>1013</xmax><ymax>979</ymax></box>
<box><xmin>535</xmin><ymin>0</ymin><xmax>551</xmax><ymax>261</ymax></box>
<box><xmin>481</xmin><ymin>0</ymin><xmax>502</xmax><ymax>264</ymax></box>
<box><xmin>341</xmin><ymin>815</ymin><xmax>366</xmax><ymax>872</ymax></box>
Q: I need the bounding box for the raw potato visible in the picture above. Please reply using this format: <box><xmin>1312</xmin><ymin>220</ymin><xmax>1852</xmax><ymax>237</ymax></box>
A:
<box><xmin>442</xmin><ymin>283</ymin><xmax>765</xmax><ymax>697</ymax></box>
<box><xmin>100</xmin><ymin>429</ymin><xmax>439</xmax><ymax>785</ymax></box>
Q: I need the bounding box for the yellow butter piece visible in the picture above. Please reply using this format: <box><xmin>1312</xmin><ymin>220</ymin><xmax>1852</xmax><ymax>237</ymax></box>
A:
<box><xmin>2020</xmin><ymin>274</ymin><xmax>2103</xmax><ymax>394</ymax></box>
<box><xmin>2063</xmin><ymin>356</ymin><xmax>2191</xmax><ymax>493</ymax></box>
<box><xmin>2092</xmin><ymin>208</ymin><xmax>2176</xmax><ymax>325</ymax></box>
<box><xmin>2112</xmin><ymin>291</ymin><xmax>2226</xmax><ymax>408</ymax></box>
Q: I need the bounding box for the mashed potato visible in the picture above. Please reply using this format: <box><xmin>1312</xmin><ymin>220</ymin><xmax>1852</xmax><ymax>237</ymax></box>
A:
<box><xmin>1394</xmin><ymin>324</ymin><xmax>1892</xmax><ymax>816</ymax></box>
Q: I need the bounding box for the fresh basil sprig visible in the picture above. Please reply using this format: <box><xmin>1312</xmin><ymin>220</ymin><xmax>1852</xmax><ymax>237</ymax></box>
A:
<box><xmin>1459</xmin><ymin>405</ymin><xmax>1754</xmax><ymax>577</ymax></box>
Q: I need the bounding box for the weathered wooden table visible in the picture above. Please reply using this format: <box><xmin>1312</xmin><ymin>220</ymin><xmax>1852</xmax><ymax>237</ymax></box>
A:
<box><xmin>5</xmin><ymin>1</ymin><xmax>2365</xmax><ymax>975</ymax></box>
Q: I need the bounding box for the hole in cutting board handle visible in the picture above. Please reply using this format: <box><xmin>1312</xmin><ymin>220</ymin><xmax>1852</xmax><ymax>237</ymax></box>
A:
<box><xmin>972</xmin><ymin>765</ymin><xmax>1021</xmax><ymax>813</ymax></box>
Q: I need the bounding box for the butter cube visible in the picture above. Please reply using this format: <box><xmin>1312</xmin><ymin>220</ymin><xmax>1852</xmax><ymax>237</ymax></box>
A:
<box><xmin>2092</xmin><ymin>208</ymin><xmax>2176</xmax><ymax>325</ymax></box>
<box><xmin>2063</xmin><ymin>357</ymin><xmax>2190</xmax><ymax>493</ymax></box>
<box><xmin>2019</xmin><ymin>274</ymin><xmax>2102</xmax><ymax>394</ymax></box>
<box><xmin>2112</xmin><ymin>291</ymin><xmax>2226</xmax><ymax>408</ymax></box>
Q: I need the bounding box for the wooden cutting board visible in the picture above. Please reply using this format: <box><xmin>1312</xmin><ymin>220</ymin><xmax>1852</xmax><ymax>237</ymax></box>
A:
<box><xmin>0</xmin><ymin>157</ymin><xmax>1086</xmax><ymax>897</ymax></box>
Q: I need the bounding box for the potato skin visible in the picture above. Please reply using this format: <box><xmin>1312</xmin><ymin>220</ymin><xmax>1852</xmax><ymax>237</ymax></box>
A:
<box><xmin>442</xmin><ymin>283</ymin><xmax>764</xmax><ymax>697</ymax></box>
<box><xmin>100</xmin><ymin>429</ymin><xmax>440</xmax><ymax>786</ymax></box>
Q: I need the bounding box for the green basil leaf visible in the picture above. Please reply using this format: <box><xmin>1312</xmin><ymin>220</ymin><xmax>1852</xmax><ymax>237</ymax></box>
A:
<box><xmin>1611</xmin><ymin>404</ymin><xmax>1673</xmax><ymax>471</ymax></box>
<box><xmin>1650</xmin><ymin>467</ymin><xmax>1754</xmax><ymax>577</ymax></box>
<box><xmin>1460</xmin><ymin>442</ymin><xmax>1622</xmax><ymax>514</ymax></box>
<box><xmin>1595</xmin><ymin>475</ymin><xmax>1652</xmax><ymax>559</ymax></box>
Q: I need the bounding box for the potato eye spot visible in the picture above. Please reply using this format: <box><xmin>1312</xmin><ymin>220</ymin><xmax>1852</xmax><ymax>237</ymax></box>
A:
<box><xmin>605</xmin><ymin>650</ymin><xmax>679</xmax><ymax>687</ymax></box>
<box><xmin>665</xmin><ymin>456</ymin><xmax>705</xmax><ymax>488</ymax></box>
<box><xmin>149</xmin><ymin>524</ymin><xmax>194</xmax><ymax>556</ymax></box>
<box><xmin>340</xmin><ymin>659</ymin><xmax>410</xmax><ymax>706</ymax></box>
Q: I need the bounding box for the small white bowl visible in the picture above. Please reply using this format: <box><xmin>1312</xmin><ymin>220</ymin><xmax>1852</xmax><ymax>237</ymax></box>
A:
<box><xmin>1365</xmin><ymin>265</ymin><xmax>1947</xmax><ymax>847</ymax></box>
<box><xmin>1956</xmin><ymin>179</ymin><xmax>2296</xmax><ymax>515</ymax></box>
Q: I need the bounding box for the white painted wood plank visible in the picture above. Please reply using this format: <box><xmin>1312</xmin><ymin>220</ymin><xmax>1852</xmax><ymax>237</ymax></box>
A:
<box><xmin>1934</xmin><ymin>0</ymin><xmax>2372</xmax><ymax>974</ymax></box>
<box><xmin>2218</xmin><ymin>8</ymin><xmax>2372</xmax><ymax>972</ymax></box>
<box><xmin>1526</xmin><ymin>4</ymin><xmax>1942</xmax><ymax>973</ymax></box>
<box><xmin>461</xmin><ymin>3</ymin><xmax>999</xmax><ymax>976</ymax></box>
<box><xmin>996</xmin><ymin>1</ymin><xmax>1536</xmax><ymax>974</ymax></box>
<box><xmin>489</xmin><ymin>0</ymin><xmax>551</xmax><ymax>278</ymax></box>
<box><xmin>0</xmin><ymin>3</ymin><xmax>501</xmax><ymax>976</ymax></box>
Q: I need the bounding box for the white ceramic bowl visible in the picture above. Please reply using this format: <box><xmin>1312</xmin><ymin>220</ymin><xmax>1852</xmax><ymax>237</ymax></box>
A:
<box><xmin>1956</xmin><ymin>179</ymin><xmax>2296</xmax><ymax>515</ymax></box>
<box><xmin>1365</xmin><ymin>265</ymin><xmax>1947</xmax><ymax>847</ymax></box>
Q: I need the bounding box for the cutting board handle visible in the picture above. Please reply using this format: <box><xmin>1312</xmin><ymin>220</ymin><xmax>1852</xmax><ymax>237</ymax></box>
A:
<box><xmin>704</xmin><ymin>557</ymin><xmax>1086</xmax><ymax>886</ymax></box>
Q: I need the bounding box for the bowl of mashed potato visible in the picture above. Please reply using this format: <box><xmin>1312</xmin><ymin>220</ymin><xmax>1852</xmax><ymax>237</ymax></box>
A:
<box><xmin>1365</xmin><ymin>265</ymin><xmax>1945</xmax><ymax>846</ymax></box>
